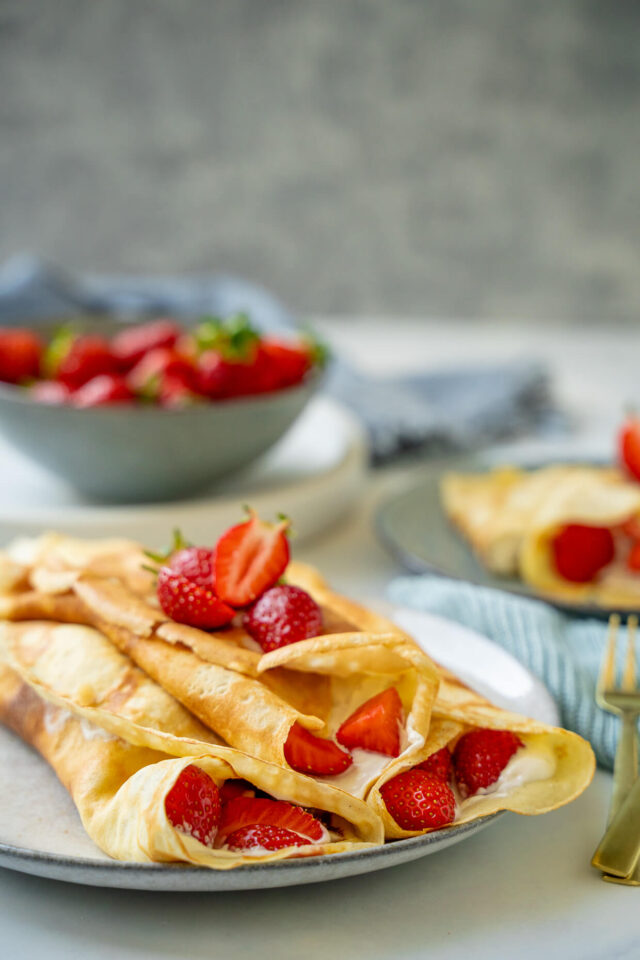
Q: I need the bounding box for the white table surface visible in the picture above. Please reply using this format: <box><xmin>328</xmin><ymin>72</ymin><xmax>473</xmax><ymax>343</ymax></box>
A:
<box><xmin>3</xmin><ymin>317</ymin><xmax>640</xmax><ymax>960</ymax></box>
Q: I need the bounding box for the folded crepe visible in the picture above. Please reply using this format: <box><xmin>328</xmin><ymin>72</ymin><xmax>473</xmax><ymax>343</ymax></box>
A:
<box><xmin>442</xmin><ymin>465</ymin><xmax>640</xmax><ymax>607</ymax></box>
<box><xmin>0</xmin><ymin>620</ymin><xmax>382</xmax><ymax>867</ymax></box>
<box><xmin>368</xmin><ymin>664</ymin><xmax>595</xmax><ymax>838</ymax></box>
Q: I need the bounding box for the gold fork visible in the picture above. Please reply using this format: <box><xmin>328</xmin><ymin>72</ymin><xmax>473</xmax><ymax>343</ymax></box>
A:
<box><xmin>591</xmin><ymin>614</ymin><xmax>640</xmax><ymax>881</ymax></box>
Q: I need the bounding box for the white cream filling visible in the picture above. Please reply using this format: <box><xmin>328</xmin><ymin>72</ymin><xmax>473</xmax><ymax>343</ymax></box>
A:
<box><xmin>457</xmin><ymin>740</ymin><xmax>556</xmax><ymax>817</ymax></box>
<box><xmin>42</xmin><ymin>703</ymin><xmax>115</xmax><ymax>742</ymax></box>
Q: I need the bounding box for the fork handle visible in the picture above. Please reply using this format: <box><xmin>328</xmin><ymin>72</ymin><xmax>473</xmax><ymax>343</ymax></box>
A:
<box><xmin>592</xmin><ymin>770</ymin><xmax>640</xmax><ymax>877</ymax></box>
<box><xmin>609</xmin><ymin>712</ymin><xmax>639</xmax><ymax>824</ymax></box>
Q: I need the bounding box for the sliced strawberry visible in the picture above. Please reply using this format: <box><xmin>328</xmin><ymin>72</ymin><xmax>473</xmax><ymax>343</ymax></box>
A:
<box><xmin>628</xmin><ymin>541</ymin><xmax>640</xmax><ymax>572</ymax></box>
<box><xmin>380</xmin><ymin>770</ymin><xmax>456</xmax><ymax>831</ymax></box>
<box><xmin>453</xmin><ymin>728</ymin><xmax>524</xmax><ymax>798</ymax></box>
<box><xmin>30</xmin><ymin>379</ymin><xmax>71</xmax><ymax>404</ymax></box>
<box><xmin>156</xmin><ymin>566</ymin><xmax>235</xmax><ymax>629</ymax></box>
<box><xmin>226</xmin><ymin>824</ymin><xmax>312</xmax><ymax>852</ymax></box>
<box><xmin>551</xmin><ymin>524</ymin><xmax>614</xmax><ymax>583</ymax></box>
<box><xmin>196</xmin><ymin>350</ymin><xmax>243</xmax><ymax>399</ymax></box>
<box><xmin>56</xmin><ymin>334</ymin><xmax>120</xmax><ymax>388</ymax></box>
<box><xmin>622</xmin><ymin>516</ymin><xmax>640</xmax><ymax>540</ymax></box>
<box><xmin>619</xmin><ymin>416</ymin><xmax>640</xmax><ymax>483</ymax></box>
<box><xmin>164</xmin><ymin>764</ymin><xmax>221</xmax><ymax>848</ymax></box>
<box><xmin>159</xmin><ymin>374</ymin><xmax>200</xmax><ymax>408</ymax></box>
<box><xmin>416</xmin><ymin>747</ymin><xmax>452</xmax><ymax>782</ymax></box>
<box><xmin>284</xmin><ymin>722</ymin><xmax>352</xmax><ymax>776</ymax></box>
<box><xmin>0</xmin><ymin>329</ymin><xmax>43</xmax><ymax>384</ymax></box>
<box><xmin>218</xmin><ymin>796</ymin><xmax>325</xmax><ymax>843</ymax></box>
<box><xmin>219</xmin><ymin>779</ymin><xmax>255</xmax><ymax>804</ymax></box>
<box><xmin>243</xmin><ymin>584</ymin><xmax>323</xmax><ymax>652</ymax></box>
<box><xmin>112</xmin><ymin>319</ymin><xmax>182</xmax><ymax>369</ymax></box>
<box><xmin>126</xmin><ymin>347</ymin><xmax>196</xmax><ymax>398</ymax></box>
<box><xmin>71</xmin><ymin>373</ymin><xmax>134</xmax><ymax>408</ymax></box>
<box><xmin>336</xmin><ymin>687</ymin><xmax>403</xmax><ymax>758</ymax></box>
<box><xmin>213</xmin><ymin>509</ymin><xmax>290</xmax><ymax>606</ymax></box>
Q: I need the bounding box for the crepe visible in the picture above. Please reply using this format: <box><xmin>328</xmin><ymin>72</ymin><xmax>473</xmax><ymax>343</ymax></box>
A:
<box><xmin>0</xmin><ymin>620</ymin><xmax>383</xmax><ymax>867</ymax></box>
<box><xmin>442</xmin><ymin>465</ymin><xmax>640</xmax><ymax>607</ymax></box>
<box><xmin>368</xmin><ymin>665</ymin><xmax>595</xmax><ymax>838</ymax></box>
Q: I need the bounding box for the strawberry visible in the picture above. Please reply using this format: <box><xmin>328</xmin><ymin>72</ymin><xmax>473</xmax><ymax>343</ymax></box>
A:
<box><xmin>619</xmin><ymin>416</ymin><xmax>640</xmax><ymax>483</ymax></box>
<box><xmin>380</xmin><ymin>770</ymin><xmax>456</xmax><ymax>831</ymax></box>
<box><xmin>158</xmin><ymin>374</ymin><xmax>200</xmax><ymax>409</ymax></box>
<box><xmin>226</xmin><ymin>824</ymin><xmax>312</xmax><ymax>852</ymax></box>
<box><xmin>156</xmin><ymin>566</ymin><xmax>235</xmax><ymax>629</ymax></box>
<box><xmin>336</xmin><ymin>687</ymin><xmax>403</xmax><ymax>758</ymax></box>
<box><xmin>628</xmin><ymin>541</ymin><xmax>640</xmax><ymax>572</ymax></box>
<box><xmin>111</xmin><ymin>319</ymin><xmax>181</xmax><ymax>369</ymax></box>
<box><xmin>196</xmin><ymin>350</ymin><xmax>242</xmax><ymax>399</ymax></box>
<box><xmin>0</xmin><ymin>329</ymin><xmax>43</xmax><ymax>384</ymax></box>
<box><xmin>453</xmin><ymin>728</ymin><xmax>524</xmax><ymax>798</ymax></box>
<box><xmin>71</xmin><ymin>374</ymin><xmax>134</xmax><ymax>408</ymax></box>
<box><xmin>30</xmin><ymin>380</ymin><xmax>70</xmax><ymax>404</ymax></box>
<box><xmin>284</xmin><ymin>722</ymin><xmax>352</xmax><ymax>776</ymax></box>
<box><xmin>213</xmin><ymin>509</ymin><xmax>290</xmax><ymax>606</ymax></box>
<box><xmin>164</xmin><ymin>764</ymin><xmax>221</xmax><ymax>848</ymax></box>
<box><xmin>126</xmin><ymin>347</ymin><xmax>196</xmax><ymax>398</ymax></box>
<box><xmin>218</xmin><ymin>796</ymin><xmax>325</xmax><ymax>843</ymax></box>
<box><xmin>243</xmin><ymin>584</ymin><xmax>323</xmax><ymax>652</ymax></box>
<box><xmin>219</xmin><ymin>779</ymin><xmax>255</xmax><ymax>804</ymax></box>
<box><xmin>416</xmin><ymin>747</ymin><xmax>452</xmax><ymax>783</ymax></box>
<box><xmin>259</xmin><ymin>337</ymin><xmax>312</xmax><ymax>389</ymax></box>
<box><xmin>55</xmin><ymin>334</ymin><xmax>119</xmax><ymax>388</ymax></box>
<box><xmin>170</xmin><ymin>546</ymin><xmax>215</xmax><ymax>590</ymax></box>
<box><xmin>551</xmin><ymin>523</ymin><xmax>615</xmax><ymax>583</ymax></box>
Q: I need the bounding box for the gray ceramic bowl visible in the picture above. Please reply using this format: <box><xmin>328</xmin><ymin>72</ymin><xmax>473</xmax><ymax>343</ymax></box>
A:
<box><xmin>0</xmin><ymin>318</ymin><xmax>322</xmax><ymax>502</ymax></box>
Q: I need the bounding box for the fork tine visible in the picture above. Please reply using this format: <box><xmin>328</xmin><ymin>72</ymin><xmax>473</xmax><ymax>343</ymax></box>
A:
<box><xmin>598</xmin><ymin>614</ymin><xmax>620</xmax><ymax>697</ymax></box>
<box><xmin>622</xmin><ymin>615</ymin><xmax>638</xmax><ymax>691</ymax></box>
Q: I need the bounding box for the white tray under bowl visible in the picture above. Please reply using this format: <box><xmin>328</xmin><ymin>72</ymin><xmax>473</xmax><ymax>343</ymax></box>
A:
<box><xmin>0</xmin><ymin>397</ymin><xmax>367</xmax><ymax>547</ymax></box>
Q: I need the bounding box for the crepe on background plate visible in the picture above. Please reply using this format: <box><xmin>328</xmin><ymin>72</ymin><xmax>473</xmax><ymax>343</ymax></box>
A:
<box><xmin>442</xmin><ymin>464</ymin><xmax>640</xmax><ymax>608</ymax></box>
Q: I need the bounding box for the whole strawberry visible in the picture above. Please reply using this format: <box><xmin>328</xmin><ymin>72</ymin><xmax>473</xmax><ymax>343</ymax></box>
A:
<box><xmin>243</xmin><ymin>584</ymin><xmax>323</xmax><ymax>652</ymax></box>
<box><xmin>0</xmin><ymin>329</ymin><xmax>43</xmax><ymax>383</ymax></box>
<box><xmin>170</xmin><ymin>546</ymin><xmax>215</xmax><ymax>590</ymax></box>
<box><xmin>157</xmin><ymin>565</ymin><xmax>235</xmax><ymax>629</ymax></box>
<box><xmin>453</xmin><ymin>728</ymin><xmax>523</xmax><ymax>798</ymax></box>
<box><xmin>416</xmin><ymin>747</ymin><xmax>452</xmax><ymax>783</ymax></box>
<box><xmin>380</xmin><ymin>769</ymin><xmax>456</xmax><ymax>831</ymax></box>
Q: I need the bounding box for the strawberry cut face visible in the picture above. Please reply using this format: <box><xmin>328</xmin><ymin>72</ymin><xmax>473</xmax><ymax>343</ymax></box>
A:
<box><xmin>164</xmin><ymin>764</ymin><xmax>221</xmax><ymax>848</ymax></box>
<box><xmin>218</xmin><ymin>796</ymin><xmax>325</xmax><ymax>844</ymax></box>
<box><xmin>226</xmin><ymin>824</ymin><xmax>313</xmax><ymax>852</ymax></box>
<box><xmin>336</xmin><ymin>687</ymin><xmax>403</xmax><ymax>758</ymax></box>
<box><xmin>284</xmin><ymin>722</ymin><xmax>353</xmax><ymax>776</ymax></box>
<box><xmin>213</xmin><ymin>509</ymin><xmax>290</xmax><ymax>606</ymax></box>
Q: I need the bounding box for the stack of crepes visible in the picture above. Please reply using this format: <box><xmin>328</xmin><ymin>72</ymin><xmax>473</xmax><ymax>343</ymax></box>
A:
<box><xmin>441</xmin><ymin>464</ymin><xmax>640</xmax><ymax>608</ymax></box>
<box><xmin>0</xmin><ymin>532</ymin><xmax>595</xmax><ymax>868</ymax></box>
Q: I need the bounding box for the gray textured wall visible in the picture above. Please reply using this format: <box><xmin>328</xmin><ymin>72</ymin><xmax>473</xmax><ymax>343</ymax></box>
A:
<box><xmin>1</xmin><ymin>0</ymin><xmax>639</xmax><ymax>319</ymax></box>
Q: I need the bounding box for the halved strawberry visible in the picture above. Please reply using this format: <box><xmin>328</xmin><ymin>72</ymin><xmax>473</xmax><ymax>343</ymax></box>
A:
<box><xmin>380</xmin><ymin>770</ymin><xmax>456</xmax><ymax>831</ymax></box>
<box><xmin>259</xmin><ymin>337</ymin><xmax>312</xmax><ymax>389</ymax></box>
<box><xmin>30</xmin><ymin>379</ymin><xmax>70</xmax><ymax>404</ymax></box>
<box><xmin>213</xmin><ymin>509</ymin><xmax>290</xmax><ymax>606</ymax></box>
<box><xmin>55</xmin><ymin>334</ymin><xmax>119</xmax><ymax>388</ymax></box>
<box><xmin>164</xmin><ymin>764</ymin><xmax>221</xmax><ymax>848</ymax></box>
<box><xmin>628</xmin><ymin>541</ymin><xmax>640</xmax><ymax>572</ymax></box>
<box><xmin>336</xmin><ymin>687</ymin><xmax>403</xmax><ymax>757</ymax></box>
<box><xmin>219</xmin><ymin>779</ymin><xmax>255</xmax><ymax>805</ymax></box>
<box><xmin>71</xmin><ymin>373</ymin><xmax>134</xmax><ymax>408</ymax></box>
<box><xmin>126</xmin><ymin>347</ymin><xmax>196</xmax><ymax>398</ymax></box>
<box><xmin>453</xmin><ymin>728</ymin><xmax>523</xmax><ymax>798</ymax></box>
<box><xmin>226</xmin><ymin>824</ymin><xmax>312</xmax><ymax>852</ymax></box>
<box><xmin>284</xmin><ymin>722</ymin><xmax>352</xmax><ymax>776</ymax></box>
<box><xmin>112</xmin><ymin>319</ymin><xmax>182</xmax><ymax>369</ymax></box>
<box><xmin>416</xmin><ymin>747</ymin><xmax>452</xmax><ymax>782</ymax></box>
<box><xmin>218</xmin><ymin>796</ymin><xmax>325</xmax><ymax>843</ymax></box>
<box><xmin>156</xmin><ymin>566</ymin><xmax>235</xmax><ymax>629</ymax></box>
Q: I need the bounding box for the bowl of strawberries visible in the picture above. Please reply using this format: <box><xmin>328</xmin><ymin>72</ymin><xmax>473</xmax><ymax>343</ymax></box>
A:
<box><xmin>0</xmin><ymin>313</ymin><xmax>325</xmax><ymax>501</ymax></box>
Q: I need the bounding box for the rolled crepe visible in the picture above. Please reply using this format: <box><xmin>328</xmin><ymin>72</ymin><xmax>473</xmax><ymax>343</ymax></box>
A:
<box><xmin>518</xmin><ymin>469</ymin><xmax>640</xmax><ymax>607</ymax></box>
<box><xmin>0</xmin><ymin>620</ymin><xmax>383</xmax><ymax>866</ymax></box>
<box><xmin>368</xmin><ymin>666</ymin><xmax>595</xmax><ymax>838</ymax></box>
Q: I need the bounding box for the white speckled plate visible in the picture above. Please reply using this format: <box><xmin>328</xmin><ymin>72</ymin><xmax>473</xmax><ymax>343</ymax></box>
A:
<box><xmin>0</xmin><ymin>609</ymin><xmax>558</xmax><ymax>890</ymax></box>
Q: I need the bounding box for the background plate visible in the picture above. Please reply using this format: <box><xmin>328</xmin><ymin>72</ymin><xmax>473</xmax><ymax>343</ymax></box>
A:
<box><xmin>0</xmin><ymin>608</ymin><xmax>557</xmax><ymax>890</ymax></box>
<box><xmin>375</xmin><ymin>452</ymin><xmax>628</xmax><ymax>619</ymax></box>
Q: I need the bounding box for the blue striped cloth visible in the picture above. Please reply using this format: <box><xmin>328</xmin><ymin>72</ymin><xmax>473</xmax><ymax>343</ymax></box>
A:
<box><xmin>388</xmin><ymin>575</ymin><xmax>626</xmax><ymax>769</ymax></box>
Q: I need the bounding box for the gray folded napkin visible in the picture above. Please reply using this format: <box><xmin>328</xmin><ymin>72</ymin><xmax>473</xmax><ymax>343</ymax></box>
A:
<box><xmin>388</xmin><ymin>574</ymin><xmax>627</xmax><ymax>769</ymax></box>
<box><xmin>0</xmin><ymin>254</ymin><xmax>561</xmax><ymax>462</ymax></box>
